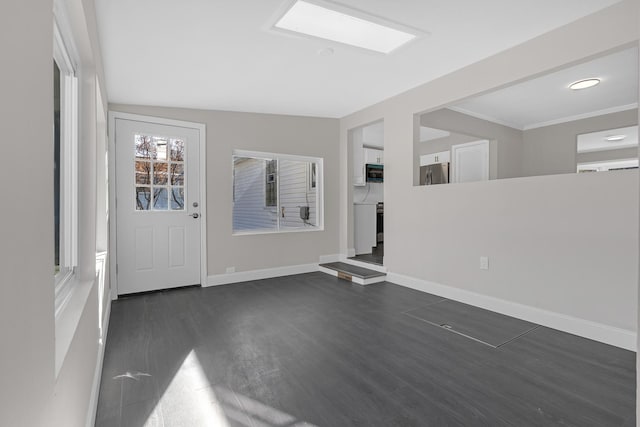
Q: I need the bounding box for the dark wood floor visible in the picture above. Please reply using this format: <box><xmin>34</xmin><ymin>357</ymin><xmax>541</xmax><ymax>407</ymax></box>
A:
<box><xmin>96</xmin><ymin>272</ymin><xmax>636</xmax><ymax>427</ymax></box>
<box><xmin>350</xmin><ymin>243</ymin><xmax>384</xmax><ymax>265</ymax></box>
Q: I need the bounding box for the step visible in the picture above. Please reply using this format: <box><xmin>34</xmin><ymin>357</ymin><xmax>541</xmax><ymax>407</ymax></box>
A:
<box><xmin>319</xmin><ymin>262</ymin><xmax>386</xmax><ymax>286</ymax></box>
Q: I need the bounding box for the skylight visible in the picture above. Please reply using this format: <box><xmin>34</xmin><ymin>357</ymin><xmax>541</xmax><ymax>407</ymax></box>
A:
<box><xmin>274</xmin><ymin>0</ymin><xmax>417</xmax><ymax>54</ymax></box>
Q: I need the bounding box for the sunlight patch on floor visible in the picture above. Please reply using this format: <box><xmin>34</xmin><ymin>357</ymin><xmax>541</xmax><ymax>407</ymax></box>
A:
<box><xmin>145</xmin><ymin>350</ymin><xmax>317</xmax><ymax>427</ymax></box>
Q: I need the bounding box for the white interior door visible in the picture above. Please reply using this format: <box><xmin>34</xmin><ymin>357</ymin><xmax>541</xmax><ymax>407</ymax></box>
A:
<box><xmin>451</xmin><ymin>140</ymin><xmax>489</xmax><ymax>183</ymax></box>
<box><xmin>115</xmin><ymin>118</ymin><xmax>201</xmax><ymax>295</ymax></box>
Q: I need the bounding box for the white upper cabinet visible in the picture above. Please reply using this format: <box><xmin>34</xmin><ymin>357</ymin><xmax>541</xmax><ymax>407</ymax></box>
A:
<box><xmin>352</xmin><ymin>129</ymin><xmax>366</xmax><ymax>186</ymax></box>
<box><xmin>420</xmin><ymin>150</ymin><xmax>450</xmax><ymax>166</ymax></box>
<box><xmin>364</xmin><ymin>148</ymin><xmax>384</xmax><ymax>165</ymax></box>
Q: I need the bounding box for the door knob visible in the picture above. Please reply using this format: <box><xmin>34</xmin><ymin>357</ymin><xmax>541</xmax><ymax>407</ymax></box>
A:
<box><xmin>191</xmin><ymin>213</ymin><xmax>199</xmax><ymax>219</ymax></box>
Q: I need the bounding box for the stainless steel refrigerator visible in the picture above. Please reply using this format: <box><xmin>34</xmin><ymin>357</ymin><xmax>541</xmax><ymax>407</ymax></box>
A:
<box><xmin>420</xmin><ymin>163</ymin><xmax>449</xmax><ymax>185</ymax></box>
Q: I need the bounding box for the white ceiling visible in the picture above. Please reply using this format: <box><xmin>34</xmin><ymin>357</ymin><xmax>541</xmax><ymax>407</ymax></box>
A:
<box><xmin>95</xmin><ymin>0</ymin><xmax>622</xmax><ymax>118</ymax></box>
<box><xmin>420</xmin><ymin>127</ymin><xmax>451</xmax><ymax>142</ymax></box>
<box><xmin>452</xmin><ymin>47</ymin><xmax>638</xmax><ymax>130</ymax></box>
<box><xmin>577</xmin><ymin>125</ymin><xmax>638</xmax><ymax>153</ymax></box>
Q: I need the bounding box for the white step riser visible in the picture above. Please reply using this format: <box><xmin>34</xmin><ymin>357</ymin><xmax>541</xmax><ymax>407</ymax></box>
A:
<box><xmin>318</xmin><ymin>266</ymin><xmax>385</xmax><ymax>286</ymax></box>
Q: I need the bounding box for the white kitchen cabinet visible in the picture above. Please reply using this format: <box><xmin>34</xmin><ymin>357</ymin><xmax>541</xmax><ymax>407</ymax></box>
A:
<box><xmin>354</xmin><ymin>203</ymin><xmax>377</xmax><ymax>255</ymax></box>
<box><xmin>451</xmin><ymin>140</ymin><xmax>489</xmax><ymax>183</ymax></box>
<box><xmin>420</xmin><ymin>150</ymin><xmax>450</xmax><ymax>166</ymax></box>
<box><xmin>364</xmin><ymin>148</ymin><xmax>384</xmax><ymax>165</ymax></box>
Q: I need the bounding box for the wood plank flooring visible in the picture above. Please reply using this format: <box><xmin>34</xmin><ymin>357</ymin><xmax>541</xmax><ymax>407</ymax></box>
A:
<box><xmin>95</xmin><ymin>272</ymin><xmax>636</xmax><ymax>427</ymax></box>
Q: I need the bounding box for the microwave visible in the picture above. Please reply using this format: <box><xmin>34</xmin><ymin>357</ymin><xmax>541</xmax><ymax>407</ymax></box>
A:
<box><xmin>365</xmin><ymin>164</ymin><xmax>383</xmax><ymax>182</ymax></box>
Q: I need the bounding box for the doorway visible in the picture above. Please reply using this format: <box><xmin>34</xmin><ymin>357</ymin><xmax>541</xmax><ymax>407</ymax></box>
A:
<box><xmin>350</xmin><ymin>120</ymin><xmax>384</xmax><ymax>266</ymax></box>
<box><xmin>110</xmin><ymin>113</ymin><xmax>207</xmax><ymax>296</ymax></box>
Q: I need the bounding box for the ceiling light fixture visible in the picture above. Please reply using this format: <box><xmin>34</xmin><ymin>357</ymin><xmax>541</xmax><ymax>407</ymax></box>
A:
<box><xmin>569</xmin><ymin>78</ymin><xmax>601</xmax><ymax>90</ymax></box>
<box><xmin>274</xmin><ymin>1</ymin><xmax>417</xmax><ymax>54</ymax></box>
<box><xmin>605</xmin><ymin>135</ymin><xmax>626</xmax><ymax>142</ymax></box>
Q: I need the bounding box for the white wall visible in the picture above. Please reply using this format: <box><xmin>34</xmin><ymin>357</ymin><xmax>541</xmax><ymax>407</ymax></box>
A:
<box><xmin>110</xmin><ymin>104</ymin><xmax>340</xmax><ymax>276</ymax></box>
<box><xmin>0</xmin><ymin>0</ymin><xmax>109</xmax><ymax>425</ymax></box>
<box><xmin>340</xmin><ymin>0</ymin><xmax>639</xmax><ymax>346</ymax></box>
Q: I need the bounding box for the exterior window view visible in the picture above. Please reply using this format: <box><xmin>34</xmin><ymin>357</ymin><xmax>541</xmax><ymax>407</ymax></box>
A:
<box><xmin>134</xmin><ymin>134</ymin><xmax>185</xmax><ymax>211</ymax></box>
<box><xmin>233</xmin><ymin>152</ymin><xmax>321</xmax><ymax>233</ymax></box>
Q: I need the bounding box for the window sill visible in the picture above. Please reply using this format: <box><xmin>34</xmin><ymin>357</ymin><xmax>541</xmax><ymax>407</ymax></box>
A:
<box><xmin>54</xmin><ymin>273</ymin><xmax>96</xmax><ymax>378</ymax></box>
<box><xmin>232</xmin><ymin>226</ymin><xmax>324</xmax><ymax>236</ymax></box>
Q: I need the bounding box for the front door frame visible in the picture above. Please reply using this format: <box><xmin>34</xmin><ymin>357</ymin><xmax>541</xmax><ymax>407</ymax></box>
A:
<box><xmin>108</xmin><ymin>111</ymin><xmax>207</xmax><ymax>299</ymax></box>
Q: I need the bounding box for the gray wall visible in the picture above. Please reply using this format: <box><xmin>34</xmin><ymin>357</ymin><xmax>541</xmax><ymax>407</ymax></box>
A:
<box><xmin>522</xmin><ymin>109</ymin><xmax>638</xmax><ymax>176</ymax></box>
<box><xmin>0</xmin><ymin>0</ymin><xmax>109</xmax><ymax>425</ymax></box>
<box><xmin>419</xmin><ymin>108</ymin><xmax>524</xmax><ymax>180</ymax></box>
<box><xmin>110</xmin><ymin>104</ymin><xmax>340</xmax><ymax>275</ymax></box>
<box><xmin>578</xmin><ymin>147</ymin><xmax>639</xmax><ymax>165</ymax></box>
<box><xmin>416</xmin><ymin>108</ymin><xmax>638</xmax><ymax>181</ymax></box>
<box><xmin>340</xmin><ymin>0</ymin><xmax>639</xmax><ymax>346</ymax></box>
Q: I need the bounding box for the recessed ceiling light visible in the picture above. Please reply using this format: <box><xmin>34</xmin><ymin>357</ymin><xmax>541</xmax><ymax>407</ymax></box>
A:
<box><xmin>605</xmin><ymin>135</ymin><xmax>626</xmax><ymax>142</ymax></box>
<box><xmin>317</xmin><ymin>47</ymin><xmax>334</xmax><ymax>56</ymax></box>
<box><xmin>274</xmin><ymin>1</ymin><xmax>417</xmax><ymax>54</ymax></box>
<box><xmin>569</xmin><ymin>78</ymin><xmax>601</xmax><ymax>90</ymax></box>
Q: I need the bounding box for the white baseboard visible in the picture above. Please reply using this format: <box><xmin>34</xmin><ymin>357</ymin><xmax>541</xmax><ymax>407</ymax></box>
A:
<box><xmin>319</xmin><ymin>253</ymin><xmax>341</xmax><ymax>264</ymax></box>
<box><xmin>347</xmin><ymin>248</ymin><xmax>356</xmax><ymax>258</ymax></box>
<box><xmin>86</xmin><ymin>297</ymin><xmax>111</xmax><ymax>427</ymax></box>
<box><xmin>387</xmin><ymin>272</ymin><xmax>636</xmax><ymax>351</ymax></box>
<box><xmin>206</xmin><ymin>263</ymin><xmax>318</xmax><ymax>286</ymax></box>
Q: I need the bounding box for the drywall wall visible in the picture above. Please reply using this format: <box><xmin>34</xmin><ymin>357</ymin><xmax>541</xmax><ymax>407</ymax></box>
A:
<box><xmin>0</xmin><ymin>0</ymin><xmax>109</xmax><ymax>424</ymax></box>
<box><xmin>522</xmin><ymin>109</ymin><xmax>638</xmax><ymax>176</ymax></box>
<box><xmin>419</xmin><ymin>108</ymin><xmax>524</xmax><ymax>180</ymax></box>
<box><xmin>340</xmin><ymin>0</ymin><xmax>639</xmax><ymax>343</ymax></box>
<box><xmin>0</xmin><ymin>0</ymin><xmax>55</xmax><ymax>425</ymax></box>
<box><xmin>578</xmin><ymin>147</ymin><xmax>639</xmax><ymax>165</ymax></box>
<box><xmin>109</xmin><ymin>104</ymin><xmax>340</xmax><ymax>276</ymax></box>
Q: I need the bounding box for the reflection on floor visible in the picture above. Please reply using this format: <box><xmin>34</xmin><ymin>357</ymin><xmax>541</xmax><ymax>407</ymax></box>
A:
<box><xmin>350</xmin><ymin>242</ymin><xmax>384</xmax><ymax>265</ymax></box>
<box><xmin>96</xmin><ymin>272</ymin><xmax>636</xmax><ymax>426</ymax></box>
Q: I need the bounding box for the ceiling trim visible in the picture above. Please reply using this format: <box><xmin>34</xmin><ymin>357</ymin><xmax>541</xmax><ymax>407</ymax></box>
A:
<box><xmin>447</xmin><ymin>106</ymin><xmax>523</xmax><ymax>130</ymax></box>
<box><xmin>524</xmin><ymin>103</ymin><xmax>639</xmax><ymax>130</ymax></box>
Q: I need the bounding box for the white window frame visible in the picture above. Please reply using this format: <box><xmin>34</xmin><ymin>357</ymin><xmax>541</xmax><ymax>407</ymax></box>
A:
<box><xmin>53</xmin><ymin>10</ymin><xmax>79</xmax><ymax>317</ymax></box>
<box><xmin>232</xmin><ymin>149</ymin><xmax>324</xmax><ymax>235</ymax></box>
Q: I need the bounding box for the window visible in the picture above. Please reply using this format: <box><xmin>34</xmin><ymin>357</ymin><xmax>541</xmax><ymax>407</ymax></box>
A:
<box><xmin>232</xmin><ymin>150</ymin><xmax>323</xmax><ymax>234</ymax></box>
<box><xmin>134</xmin><ymin>135</ymin><xmax>185</xmax><ymax>210</ymax></box>
<box><xmin>53</xmin><ymin>18</ymin><xmax>79</xmax><ymax>314</ymax></box>
<box><xmin>265</xmin><ymin>159</ymin><xmax>277</xmax><ymax>207</ymax></box>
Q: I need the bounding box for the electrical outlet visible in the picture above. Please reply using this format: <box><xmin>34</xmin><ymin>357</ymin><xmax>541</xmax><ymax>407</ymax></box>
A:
<box><xmin>226</xmin><ymin>267</ymin><xmax>236</xmax><ymax>274</ymax></box>
<box><xmin>480</xmin><ymin>256</ymin><xmax>489</xmax><ymax>270</ymax></box>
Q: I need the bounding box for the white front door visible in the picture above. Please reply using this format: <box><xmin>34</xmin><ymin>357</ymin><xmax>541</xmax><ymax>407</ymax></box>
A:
<box><xmin>115</xmin><ymin>118</ymin><xmax>202</xmax><ymax>295</ymax></box>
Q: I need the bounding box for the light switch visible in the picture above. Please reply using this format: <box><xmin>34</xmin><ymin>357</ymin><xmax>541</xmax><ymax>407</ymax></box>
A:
<box><xmin>480</xmin><ymin>256</ymin><xmax>489</xmax><ymax>270</ymax></box>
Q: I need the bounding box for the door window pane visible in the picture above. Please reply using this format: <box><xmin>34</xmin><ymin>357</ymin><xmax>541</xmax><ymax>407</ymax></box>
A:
<box><xmin>170</xmin><ymin>139</ymin><xmax>184</xmax><ymax>161</ymax></box>
<box><xmin>170</xmin><ymin>188</ymin><xmax>185</xmax><ymax>210</ymax></box>
<box><xmin>136</xmin><ymin>187</ymin><xmax>151</xmax><ymax>210</ymax></box>
<box><xmin>153</xmin><ymin>188</ymin><xmax>168</xmax><ymax>210</ymax></box>
<box><xmin>134</xmin><ymin>134</ymin><xmax>185</xmax><ymax>211</ymax></box>
<box><xmin>154</xmin><ymin>162</ymin><xmax>168</xmax><ymax>185</ymax></box>
<box><xmin>135</xmin><ymin>161</ymin><xmax>151</xmax><ymax>184</ymax></box>
<box><xmin>170</xmin><ymin>163</ymin><xmax>184</xmax><ymax>185</ymax></box>
<box><xmin>135</xmin><ymin>135</ymin><xmax>155</xmax><ymax>159</ymax></box>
